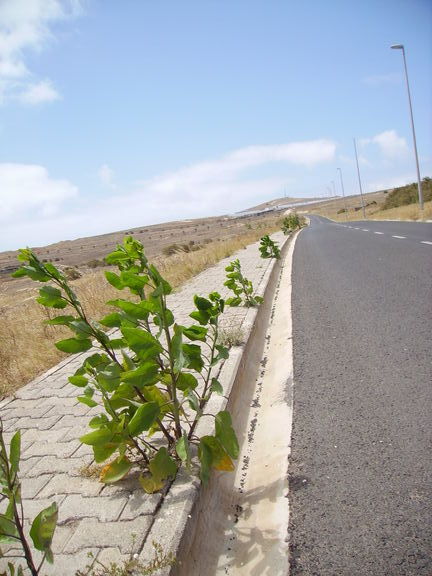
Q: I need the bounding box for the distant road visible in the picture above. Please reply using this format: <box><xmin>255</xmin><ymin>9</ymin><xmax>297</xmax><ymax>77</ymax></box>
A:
<box><xmin>289</xmin><ymin>216</ymin><xmax>432</xmax><ymax>575</ymax></box>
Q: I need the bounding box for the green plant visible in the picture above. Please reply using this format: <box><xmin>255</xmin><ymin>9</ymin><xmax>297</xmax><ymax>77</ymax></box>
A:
<box><xmin>281</xmin><ymin>213</ymin><xmax>303</xmax><ymax>234</ymax></box>
<box><xmin>13</xmin><ymin>237</ymin><xmax>239</xmax><ymax>491</ymax></box>
<box><xmin>0</xmin><ymin>420</ymin><xmax>58</xmax><ymax>576</ymax></box>
<box><xmin>217</xmin><ymin>326</ymin><xmax>245</xmax><ymax>348</ymax></box>
<box><xmin>336</xmin><ymin>208</ymin><xmax>346</xmax><ymax>215</ymax></box>
<box><xmin>224</xmin><ymin>259</ymin><xmax>263</xmax><ymax>307</ymax></box>
<box><xmin>75</xmin><ymin>541</ymin><xmax>174</xmax><ymax>576</ymax></box>
<box><xmin>259</xmin><ymin>235</ymin><xmax>280</xmax><ymax>259</ymax></box>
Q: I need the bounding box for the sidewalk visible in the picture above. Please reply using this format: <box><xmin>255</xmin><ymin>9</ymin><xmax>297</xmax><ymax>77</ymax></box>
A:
<box><xmin>0</xmin><ymin>232</ymin><xmax>285</xmax><ymax>575</ymax></box>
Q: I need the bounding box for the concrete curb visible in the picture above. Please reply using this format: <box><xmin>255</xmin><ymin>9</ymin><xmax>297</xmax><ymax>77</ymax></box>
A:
<box><xmin>139</xmin><ymin>231</ymin><xmax>295</xmax><ymax>574</ymax></box>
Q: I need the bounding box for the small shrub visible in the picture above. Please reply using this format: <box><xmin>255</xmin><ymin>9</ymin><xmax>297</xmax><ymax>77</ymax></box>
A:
<box><xmin>87</xmin><ymin>259</ymin><xmax>106</xmax><ymax>269</ymax></box>
<box><xmin>64</xmin><ymin>266</ymin><xmax>82</xmax><ymax>280</ymax></box>
<box><xmin>337</xmin><ymin>208</ymin><xmax>346</xmax><ymax>214</ymax></box>
<box><xmin>224</xmin><ymin>259</ymin><xmax>263</xmax><ymax>307</ymax></box>
<box><xmin>14</xmin><ymin>237</ymin><xmax>239</xmax><ymax>491</ymax></box>
<box><xmin>259</xmin><ymin>235</ymin><xmax>280</xmax><ymax>259</ymax></box>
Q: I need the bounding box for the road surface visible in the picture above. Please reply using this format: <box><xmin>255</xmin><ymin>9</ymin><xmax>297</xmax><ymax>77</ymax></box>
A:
<box><xmin>289</xmin><ymin>216</ymin><xmax>432</xmax><ymax>575</ymax></box>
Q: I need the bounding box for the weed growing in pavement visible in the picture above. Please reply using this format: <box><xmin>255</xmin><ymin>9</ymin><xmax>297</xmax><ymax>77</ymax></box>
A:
<box><xmin>75</xmin><ymin>541</ymin><xmax>174</xmax><ymax>576</ymax></box>
<box><xmin>217</xmin><ymin>326</ymin><xmax>246</xmax><ymax>348</ymax></box>
<box><xmin>259</xmin><ymin>235</ymin><xmax>281</xmax><ymax>259</ymax></box>
<box><xmin>14</xmin><ymin>237</ymin><xmax>239</xmax><ymax>491</ymax></box>
<box><xmin>224</xmin><ymin>259</ymin><xmax>263</xmax><ymax>308</ymax></box>
<box><xmin>0</xmin><ymin>419</ymin><xmax>58</xmax><ymax>576</ymax></box>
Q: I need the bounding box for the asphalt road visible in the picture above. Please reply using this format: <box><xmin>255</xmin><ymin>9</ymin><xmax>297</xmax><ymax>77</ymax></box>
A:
<box><xmin>289</xmin><ymin>216</ymin><xmax>432</xmax><ymax>575</ymax></box>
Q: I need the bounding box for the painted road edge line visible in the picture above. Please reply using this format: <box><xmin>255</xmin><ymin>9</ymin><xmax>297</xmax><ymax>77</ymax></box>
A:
<box><xmin>420</xmin><ymin>240</ymin><xmax>432</xmax><ymax>245</ymax></box>
<box><xmin>392</xmin><ymin>235</ymin><xmax>406</xmax><ymax>239</ymax></box>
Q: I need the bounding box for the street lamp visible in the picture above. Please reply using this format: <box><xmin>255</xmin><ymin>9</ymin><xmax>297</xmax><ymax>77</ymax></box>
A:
<box><xmin>391</xmin><ymin>43</ymin><xmax>423</xmax><ymax>212</ymax></box>
<box><xmin>337</xmin><ymin>167</ymin><xmax>348</xmax><ymax>218</ymax></box>
<box><xmin>353</xmin><ymin>138</ymin><xmax>366</xmax><ymax>219</ymax></box>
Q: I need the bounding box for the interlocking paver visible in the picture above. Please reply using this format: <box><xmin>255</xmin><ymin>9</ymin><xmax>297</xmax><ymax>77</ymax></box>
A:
<box><xmin>0</xmin><ymin>232</ymin><xmax>285</xmax><ymax>573</ymax></box>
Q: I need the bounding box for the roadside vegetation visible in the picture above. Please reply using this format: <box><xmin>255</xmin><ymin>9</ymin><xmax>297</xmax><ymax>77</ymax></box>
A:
<box><xmin>0</xmin><ymin>224</ymin><xmax>278</xmax><ymax>399</ymax></box>
<box><xmin>307</xmin><ymin>178</ymin><xmax>432</xmax><ymax>222</ymax></box>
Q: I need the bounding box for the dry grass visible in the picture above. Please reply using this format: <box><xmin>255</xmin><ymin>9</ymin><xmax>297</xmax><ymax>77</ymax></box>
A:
<box><xmin>0</xmin><ymin>225</ymin><xmax>278</xmax><ymax>399</ymax></box>
<box><xmin>307</xmin><ymin>192</ymin><xmax>432</xmax><ymax>223</ymax></box>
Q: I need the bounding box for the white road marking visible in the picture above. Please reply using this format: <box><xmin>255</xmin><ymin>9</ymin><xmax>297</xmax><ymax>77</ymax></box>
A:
<box><xmin>420</xmin><ymin>240</ymin><xmax>432</xmax><ymax>245</ymax></box>
<box><xmin>354</xmin><ymin>227</ymin><xmax>360</xmax><ymax>230</ymax></box>
<box><xmin>362</xmin><ymin>229</ymin><xmax>369</xmax><ymax>232</ymax></box>
<box><xmin>374</xmin><ymin>231</ymin><xmax>384</xmax><ymax>235</ymax></box>
<box><xmin>392</xmin><ymin>235</ymin><xmax>406</xmax><ymax>239</ymax></box>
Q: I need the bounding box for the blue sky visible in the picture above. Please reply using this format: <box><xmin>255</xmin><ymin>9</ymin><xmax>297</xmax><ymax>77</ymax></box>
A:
<box><xmin>1</xmin><ymin>0</ymin><xmax>431</xmax><ymax>251</ymax></box>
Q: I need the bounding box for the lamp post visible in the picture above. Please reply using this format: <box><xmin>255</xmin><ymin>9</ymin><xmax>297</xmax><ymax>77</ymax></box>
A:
<box><xmin>337</xmin><ymin>167</ymin><xmax>348</xmax><ymax>218</ymax></box>
<box><xmin>353</xmin><ymin>138</ymin><xmax>366</xmax><ymax>219</ymax></box>
<box><xmin>391</xmin><ymin>44</ymin><xmax>423</xmax><ymax>212</ymax></box>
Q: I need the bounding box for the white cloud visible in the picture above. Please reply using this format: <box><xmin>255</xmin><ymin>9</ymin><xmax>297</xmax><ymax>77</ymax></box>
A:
<box><xmin>373</xmin><ymin>130</ymin><xmax>409</xmax><ymax>158</ymax></box>
<box><xmin>360</xmin><ymin>130</ymin><xmax>409</xmax><ymax>160</ymax></box>
<box><xmin>0</xmin><ymin>163</ymin><xmax>78</xmax><ymax>224</ymax></box>
<box><xmin>19</xmin><ymin>79</ymin><xmax>60</xmax><ymax>104</ymax></box>
<box><xmin>0</xmin><ymin>0</ymin><xmax>81</xmax><ymax>105</ymax></box>
<box><xmin>0</xmin><ymin>140</ymin><xmax>335</xmax><ymax>250</ymax></box>
<box><xmin>98</xmin><ymin>164</ymin><xmax>116</xmax><ymax>189</ymax></box>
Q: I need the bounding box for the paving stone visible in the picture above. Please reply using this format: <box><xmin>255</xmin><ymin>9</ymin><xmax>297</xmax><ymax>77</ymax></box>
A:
<box><xmin>24</xmin><ymin>455</ymin><xmax>92</xmax><ymax>477</ymax></box>
<box><xmin>64</xmin><ymin>516</ymin><xmax>152</xmax><ymax>554</ymax></box>
<box><xmin>119</xmin><ymin>490</ymin><xmax>162</xmax><ymax>520</ymax></box>
<box><xmin>58</xmin><ymin>493</ymin><xmax>128</xmax><ymax>524</ymax></box>
<box><xmin>23</xmin><ymin>439</ymin><xmax>81</xmax><ymax>459</ymax></box>
<box><xmin>39</xmin><ymin>473</ymin><xmax>104</xmax><ymax>498</ymax></box>
<box><xmin>17</xmin><ymin>414</ymin><xmax>63</xmax><ymax>431</ymax></box>
<box><xmin>21</xmin><ymin>474</ymin><xmax>52</xmax><ymax>499</ymax></box>
<box><xmin>41</xmin><ymin>549</ymin><xmax>100</xmax><ymax>576</ymax></box>
<box><xmin>21</xmin><ymin>427</ymin><xmax>70</xmax><ymax>443</ymax></box>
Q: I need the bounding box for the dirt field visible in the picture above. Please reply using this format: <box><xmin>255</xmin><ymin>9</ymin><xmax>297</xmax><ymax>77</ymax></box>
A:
<box><xmin>0</xmin><ymin>211</ymin><xmax>281</xmax><ymax>305</ymax></box>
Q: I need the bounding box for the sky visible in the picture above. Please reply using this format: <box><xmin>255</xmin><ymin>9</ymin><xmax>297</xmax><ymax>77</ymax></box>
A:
<box><xmin>1</xmin><ymin>0</ymin><xmax>431</xmax><ymax>251</ymax></box>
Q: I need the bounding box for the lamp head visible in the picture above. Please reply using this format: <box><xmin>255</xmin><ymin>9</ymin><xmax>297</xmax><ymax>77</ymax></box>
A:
<box><xmin>391</xmin><ymin>44</ymin><xmax>404</xmax><ymax>50</ymax></box>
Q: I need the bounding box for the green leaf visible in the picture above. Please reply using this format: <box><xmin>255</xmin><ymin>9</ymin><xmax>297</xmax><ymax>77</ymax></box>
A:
<box><xmin>29</xmin><ymin>502</ymin><xmax>58</xmax><ymax>562</ymax></box>
<box><xmin>0</xmin><ymin>514</ymin><xmax>19</xmax><ymax>541</ymax></box>
<box><xmin>100</xmin><ymin>456</ymin><xmax>132</xmax><ymax>484</ymax></box>
<box><xmin>140</xmin><ymin>447</ymin><xmax>177</xmax><ymax>493</ymax></box>
<box><xmin>176</xmin><ymin>372</ymin><xmax>198</xmax><ymax>392</ymax></box>
<box><xmin>176</xmin><ymin>434</ymin><xmax>190</xmax><ymax>465</ymax></box>
<box><xmin>108</xmin><ymin>299</ymin><xmax>155</xmax><ymax>319</ymax></box>
<box><xmin>80</xmin><ymin>429</ymin><xmax>113</xmax><ymax>446</ymax></box>
<box><xmin>36</xmin><ymin>285</ymin><xmax>67</xmax><ymax>309</ymax></box>
<box><xmin>93</xmin><ymin>443</ymin><xmax>118</xmax><ymax>463</ymax></box>
<box><xmin>200</xmin><ymin>436</ymin><xmax>234</xmax><ymax>473</ymax></box>
<box><xmin>121</xmin><ymin>327</ymin><xmax>162</xmax><ymax>359</ymax></box>
<box><xmin>182</xmin><ymin>325</ymin><xmax>208</xmax><ymax>342</ymax></box>
<box><xmin>45</xmin><ymin>315</ymin><xmax>76</xmax><ymax>326</ymax></box>
<box><xmin>98</xmin><ymin>312</ymin><xmax>122</xmax><ymax>328</ymax></box>
<box><xmin>68</xmin><ymin>375</ymin><xmax>88</xmax><ymax>387</ymax></box>
<box><xmin>194</xmin><ymin>295</ymin><xmax>213</xmax><ymax>311</ymax></box>
<box><xmin>215</xmin><ymin>344</ymin><xmax>229</xmax><ymax>360</ymax></box>
<box><xmin>189</xmin><ymin>310</ymin><xmax>210</xmax><ymax>325</ymax></box>
<box><xmin>55</xmin><ymin>338</ymin><xmax>92</xmax><ymax>354</ymax></box>
<box><xmin>96</xmin><ymin>362</ymin><xmax>121</xmax><ymax>393</ymax></box>
<box><xmin>78</xmin><ymin>396</ymin><xmax>98</xmax><ymax>408</ymax></box>
<box><xmin>69</xmin><ymin>320</ymin><xmax>93</xmax><ymax>338</ymax></box>
<box><xmin>128</xmin><ymin>402</ymin><xmax>160</xmax><ymax>437</ymax></box>
<box><xmin>209</xmin><ymin>378</ymin><xmax>223</xmax><ymax>395</ymax></box>
<box><xmin>12</xmin><ymin>265</ymin><xmax>50</xmax><ymax>282</ymax></box>
<box><xmin>215</xmin><ymin>411</ymin><xmax>239</xmax><ymax>459</ymax></box>
<box><xmin>121</xmin><ymin>362</ymin><xmax>159</xmax><ymax>387</ymax></box>
<box><xmin>9</xmin><ymin>431</ymin><xmax>21</xmax><ymax>478</ymax></box>
<box><xmin>105</xmin><ymin>271</ymin><xmax>124</xmax><ymax>289</ymax></box>
<box><xmin>226</xmin><ymin>297</ymin><xmax>241</xmax><ymax>307</ymax></box>
<box><xmin>198</xmin><ymin>438</ymin><xmax>213</xmax><ymax>485</ymax></box>
<box><xmin>119</xmin><ymin>271</ymin><xmax>149</xmax><ymax>292</ymax></box>
<box><xmin>182</xmin><ymin>343</ymin><xmax>204</xmax><ymax>372</ymax></box>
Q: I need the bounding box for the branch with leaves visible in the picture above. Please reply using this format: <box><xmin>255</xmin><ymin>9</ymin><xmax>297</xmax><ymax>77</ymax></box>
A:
<box><xmin>0</xmin><ymin>420</ymin><xmax>58</xmax><ymax>576</ymax></box>
<box><xmin>259</xmin><ymin>235</ymin><xmax>280</xmax><ymax>259</ymax></box>
<box><xmin>224</xmin><ymin>259</ymin><xmax>263</xmax><ymax>308</ymax></box>
<box><xmin>13</xmin><ymin>237</ymin><xmax>239</xmax><ymax>491</ymax></box>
